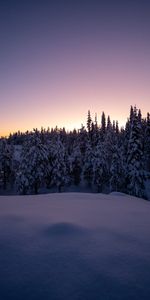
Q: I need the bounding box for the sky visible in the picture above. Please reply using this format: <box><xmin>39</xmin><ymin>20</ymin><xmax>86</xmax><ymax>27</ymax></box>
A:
<box><xmin>0</xmin><ymin>0</ymin><xmax>150</xmax><ymax>136</ymax></box>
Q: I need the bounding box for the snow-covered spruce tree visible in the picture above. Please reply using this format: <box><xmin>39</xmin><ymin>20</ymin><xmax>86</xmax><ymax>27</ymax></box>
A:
<box><xmin>83</xmin><ymin>139</ymin><xmax>94</xmax><ymax>187</ymax></box>
<box><xmin>124</xmin><ymin>119</ymin><xmax>130</xmax><ymax>151</ymax></box>
<box><xmin>144</xmin><ymin>113</ymin><xmax>150</xmax><ymax>174</ymax></box>
<box><xmin>106</xmin><ymin>115</ymin><xmax>111</xmax><ymax>131</ymax></box>
<box><xmin>43</xmin><ymin>140</ymin><xmax>54</xmax><ymax>189</ymax></box>
<box><xmin>123</xmin><ymin>106</ymin><xmax>134</xmax><ymax>156</ymax></box>
<box><xmin>87</xmin><ymin>110</ymin><xmax>92</xmax><ymax>135</ymax></box>
<box><xmin>104</xmin><ymin>116</ymin><xmax>115</xmax><ymax>172</ymax></box>
<box><xmin>0</xmin><ymin>139</ymin><xmax>12</xmax><ymax>189</ymax></box>
<box><xmin>115</xmin><ymin>121</ymin><xmax>119</xmax><ymax>135</ymax></box>
<box><xmin>69</xmin><ymin>142</ymin><xmax>82</xmax><ymax>186</ymax></box>
<box><xmin>92</xmin><ymin>139</ymin><xmax>109</xmax><ymax>192</ymax></box>
<box><xmin>100</xmin><ymin>111</ymin><xmax>106</xmax><ymax>141</ymax></box>
<box><xmin>16</xmin><ymin>132</ymin><xmax>49</xmax><ymax>194</ymax></box>
<box><xmin>121</xmin><ymin>117</ymin><xmax>133</xmax><ymax>184</ymax></box>
<box><xmin>9</xmin><ymin>143</ymin><xmax>18</xmax><ymax>189</ymax></box>
<box><xmin>126</xmin><ymin>107</ymin><xmax>146</xmax><ymax>198</ymax></box>
<box><xmin>90</xmin><ymin>115</ymin><xmax>99</xmax><ymax>147</ymax></box>
<box><xmin>67</xmin><ymin>129</ymin><xmax>78</xmax><ymax>154</ymax></box>
<box><xmin>78</xmin><ymin>124</ymin><xmax>88</xmax><ymax>155</ymax></box>
<box><xmin>129</xmin><ymin>105</ymin><xmax>134</xmax><ymax>125</ymax></box>
<box><xmin>50</xmin><ymin>135</ymin><xmax>68</xmax><ymax>192</ymax></box>
<box><xmin>44</xmin><ymin>128</ymin><xmax>67</xmax><ymax>189</ymax></box>
<box><xmin>110</xmin><ymin>142</ymin><xmax>125</xmax><ymax>192</ymax></box>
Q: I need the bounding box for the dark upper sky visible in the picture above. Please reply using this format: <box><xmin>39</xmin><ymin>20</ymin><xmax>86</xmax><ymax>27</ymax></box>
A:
<box><xmin>0</xmin><ymin>0</ymin><xmax>150</xmax><ymax>134</ymax></box>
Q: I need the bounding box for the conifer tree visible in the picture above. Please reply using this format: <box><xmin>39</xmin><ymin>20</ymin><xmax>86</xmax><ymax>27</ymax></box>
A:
<box><xmin>104</xmin><ymin>118</ymin><xmax>114</xmax><ymax>172</ymax></box>
<box><xmin>69</xmin><ymin>142</ymin><xmax>82</xmax><ymax>185</ymax></box>
<box><xmin>87</xmin><ymin>110</ymin><xmax>92</xmax><ymax>134</ymax></box>
<box><xmin>116</xmin><ymin>121</ymin><xmax>119</xmax><ymax>135</ymax></box>
<box><xmin>0</xmin><ymin>139</ymin><xmax>12</xmax><ymax>189</ymax></box>
<box><xmin>50</xmin><ymin>135</ymin><xmax>68</xmax><ymax>192</ymax></box>
<box><xmin>110</xmin><ymin>143</ymin><xmax>125</xmax><ymax>192</ymax></box>
<box><xmin>92</xmin><ymin>140</ymin><xmax>109</xmax><ymax>192</ymax></box>
<box><xmin>83</xmin><ymin>139</ymin><xmax>94</xmax><ymax>186</ymax></box>
<box><xmin>107</xmin><ymin>115</ymin><xmax>112</xmax><ymax>131</ymax></box>
<box><xmin>101</xmin><ymin>112</ymin><xmax>106</xmax><ymax>135</ymax></box>
<box><xmin>16</xmin><ymin>133</ymin><xmax>49</xmax><ymax>194</ymax></box>
<box><xmin>78</xmin><ymin>124</ymin><xmax>88</xmax><ymax>155</ymax></box>
<box><xmin>129</xmin><ymin>105</ymin><xmax>134</xmax><ymax>125</ymax></box>
<box><xmin>144</xmin><ymin>112</ymin><xmax>150</xmax><ymax>174</ymax></box>
<box><xmin>126</xmin><ymin>107</ymin><xmax>145</xmax><ymax>198</ymax></box>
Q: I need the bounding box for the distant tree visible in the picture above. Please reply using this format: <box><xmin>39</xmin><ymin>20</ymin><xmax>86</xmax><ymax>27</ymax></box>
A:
<box><xmin>101</xmin><ymin>111</ymin><xmax>106</xmax><ymax>136</ymax></box>
<box><xmin>69</xmin><ymin>142</ymin><xmax>82</xmax><ymax>185</ymax></box>
<box><xmin>87</xmin><ymin>110</ymin><xmax>92</xmax><ymax>134</ymax></box>
<box><xmin>129</xmin><ymin>105</ymin><xmax>134</xmax><ymax>125</ymax></box>
<box><xmin>110</xmin><ymin>143</ymin><xmax>125</xmax><ymax>192</ymax></box>
<box><xmin>0</xmin><ymin>139</ymin><xmax>12</xmax><ymax>189</ymax></box>
<box><xmin>112</xmin><ymin>120</ymin><xmax>115</xmax><ymax>132</ymax></box>
<box><xmin>90</xmin><ymin>114</ymin><xmax>100</xmax><ymax>147</ymax></box>
<box><xmin>144</xmin><ymin>112</ymin><xmax>150</xmax><ymax>174</ymax></box>
<box><xmin>107</xmin><ymin>115</ymin><xmax>112</xmax><ymax>131</ymax></box>
<box><xmin>50</xmin><ymin>135</ymin><xmax>68</xmax><ymax>192</ymax></box>
<box><xmin>83</xmin><ymin>139</ymin><xmax>94</xmax><ymax>186</ymax></box>
<box><xmin>115</xmin><ymin>121</ymin><xmax>119</xmax><ymax>135</ymax></box>
<box><xmin>126</xmin><ymin>107</ymin><xmax>146</xmax><ymax>198</ymax></box>
<box><xmin>78</xmin><ymin>124</ymin><xmax>88</xmax><ymax>155</ymax></box>
<box><xmin>16</xmin><ymin>132</ymin><xmax>49</xmax><ymax>194</ymax></box>
<box><xmin>92</xmin><ymin>140</ymin><xmax>109</xmax><ymax>192</ymax></box>
<box><xmin>104</xmin><ymin>120</ymin><xmax>115</xmax><ymax>172</ymax></box>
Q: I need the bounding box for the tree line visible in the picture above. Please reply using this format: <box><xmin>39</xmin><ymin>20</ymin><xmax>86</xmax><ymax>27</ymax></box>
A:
<box><xmin>0</xmin><ymin>106</ymin><xmax>150</xmax><ymax>199</ymax></box>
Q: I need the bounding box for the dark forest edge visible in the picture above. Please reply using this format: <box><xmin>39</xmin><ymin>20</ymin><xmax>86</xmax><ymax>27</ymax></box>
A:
<box><xmin>0</xmin><ymin>106</ymin><xmax>150</xmax><ymax>199</ymax></box>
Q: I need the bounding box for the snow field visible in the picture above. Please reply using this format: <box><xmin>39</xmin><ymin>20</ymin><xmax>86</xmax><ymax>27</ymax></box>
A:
<box><xmin>0</xmin><ymin>192</ymin><xmax>150</xmax><ymax>300</ymax></box>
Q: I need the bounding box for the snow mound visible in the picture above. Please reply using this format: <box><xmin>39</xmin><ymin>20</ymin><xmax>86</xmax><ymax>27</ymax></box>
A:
<box><xmin>43</xmin><ymin>222</ymin><xmax>86</xmax><ymax>236</ymax></box>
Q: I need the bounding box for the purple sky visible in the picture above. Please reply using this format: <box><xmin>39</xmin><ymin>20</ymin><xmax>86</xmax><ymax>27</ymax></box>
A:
<box><xmin>0</xmin><ymin>0</ymin><xmax>150</xmax><ymax>135</ymax></box>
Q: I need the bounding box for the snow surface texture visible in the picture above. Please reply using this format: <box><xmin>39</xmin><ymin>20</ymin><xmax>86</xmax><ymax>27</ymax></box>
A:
<box><xmin>0</xmin><ymin>193</ymin><xmax>150</xmax><ymax>300</ymax></box>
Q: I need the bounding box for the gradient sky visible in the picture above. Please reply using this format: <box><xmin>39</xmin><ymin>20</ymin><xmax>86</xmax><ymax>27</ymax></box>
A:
<box><xmin>0</xmin><ymin>0</ymin><xmax>150</xmax><ymax>135</ymax></box>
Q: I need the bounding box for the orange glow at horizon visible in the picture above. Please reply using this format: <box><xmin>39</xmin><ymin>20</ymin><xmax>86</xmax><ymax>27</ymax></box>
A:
<box><xmin>0</xmin><ymin>101</ymin><xmax>149</xmax><ymax>138</ymax></box>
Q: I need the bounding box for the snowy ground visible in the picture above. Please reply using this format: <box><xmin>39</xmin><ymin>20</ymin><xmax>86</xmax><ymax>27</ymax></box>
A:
<box><xmin>0</xmin><ymin>193</ymin><xmax>150</xmax><ymax>300</ymax></box>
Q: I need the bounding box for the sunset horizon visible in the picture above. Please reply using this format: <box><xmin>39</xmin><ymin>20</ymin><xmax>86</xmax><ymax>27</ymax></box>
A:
<box><xmin>0</xmin><ymin>103</ymin><xmax>150</xmax><ymax>138</ymax></box>
<box><xmin>1</xmin><ymin>0</ymin><xmax>150</xmax><ymax>136</ymax></box>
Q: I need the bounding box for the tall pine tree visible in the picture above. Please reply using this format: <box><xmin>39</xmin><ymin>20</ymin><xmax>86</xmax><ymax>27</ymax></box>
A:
<box><xmin>126</xmin><ymin>107</ymin><xmax>146</xmax><ymax>198</ymax></box>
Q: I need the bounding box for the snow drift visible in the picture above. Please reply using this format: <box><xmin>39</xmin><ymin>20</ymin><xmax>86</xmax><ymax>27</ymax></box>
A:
<box><xmin>0</xmin><ymin>193</ymin><xmax>150</xmax><ymax>300</ymax></box>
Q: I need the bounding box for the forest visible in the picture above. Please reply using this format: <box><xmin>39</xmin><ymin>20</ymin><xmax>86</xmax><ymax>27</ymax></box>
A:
<box><xmin>0</xmin><ymin>106</ymin><xmax>150</xmax><ymax>199</ymax></box>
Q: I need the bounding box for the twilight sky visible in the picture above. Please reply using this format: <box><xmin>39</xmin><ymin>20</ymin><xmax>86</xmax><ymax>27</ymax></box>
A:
<box><xmin>0</xmin><ymin>0</ymin><xmax>150</xmax><ymax>135</ymax></box>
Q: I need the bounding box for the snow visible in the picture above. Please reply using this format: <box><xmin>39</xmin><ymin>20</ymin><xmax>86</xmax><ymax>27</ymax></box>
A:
<box><xmin>13</xmin><ymin>145</ymin><xmax>22</xmax><ymax>161</ymax></box>
<box><xmin>0</xmin><ymin>192</ymin><xmax>150</xmax><ymax>299</ymax></box>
